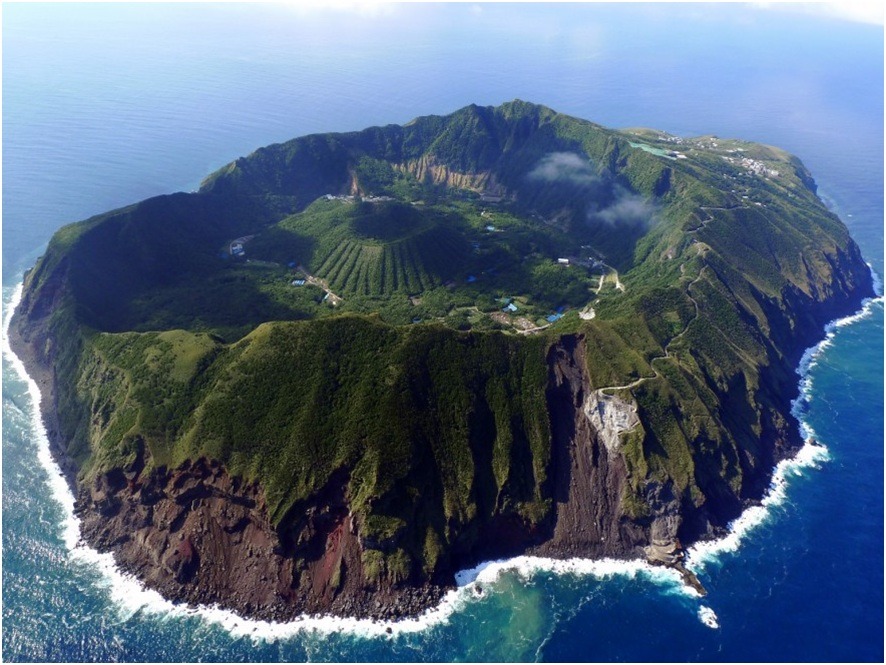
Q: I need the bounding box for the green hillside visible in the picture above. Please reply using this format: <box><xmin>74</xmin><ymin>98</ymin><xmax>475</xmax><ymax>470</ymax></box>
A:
<box><xmin>12</xmin><ymin>100</ymin><xmax>873</xmax><ymax>596</ymax></box>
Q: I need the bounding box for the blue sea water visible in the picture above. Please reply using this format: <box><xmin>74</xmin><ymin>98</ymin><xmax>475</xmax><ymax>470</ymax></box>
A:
<box><xmin>2</xmin><ymin>4</ymin><xmax>883</xmax><ymax>661</ymax></box>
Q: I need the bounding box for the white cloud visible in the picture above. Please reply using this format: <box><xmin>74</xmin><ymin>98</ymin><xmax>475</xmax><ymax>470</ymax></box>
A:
<box><xmin>593</xmin><ymin>192</ymin><xmax>657</xmax><ymax>227</ymax></box>
<box><xmin>750</xmin><ymin>1</ymin><xmax>883</xmax><ymax>26</ymax></box>
<box><xmin>528</xmin><ymin>152</ymin><xmax>599</xmax><ymax>185</ymax></box>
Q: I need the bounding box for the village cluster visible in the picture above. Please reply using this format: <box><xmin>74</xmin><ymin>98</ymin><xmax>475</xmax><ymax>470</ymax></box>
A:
<box><xmin>720</xmin><ymin>154</ymin><xmax>780</xmax><ymax>179</ymax></box>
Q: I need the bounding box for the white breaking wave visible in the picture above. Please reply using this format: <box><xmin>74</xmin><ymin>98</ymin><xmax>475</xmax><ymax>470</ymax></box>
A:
<box><xmin>869</xmin><ymin>263</ymin><xmax>882</xmax><ymax>297</ymax></box>
<box><xmin>685</xmin><ymin>439</ymin><xmax>830</xmax><ymax>567</ymax></box>
<box><xmin>797</xmin><ymin>293</ymin><xmax>883</xmax><ymax>377</ymax></box>
<box><xmin>686</xmin><ymin>278</ymin><xmax>882</xmax><ymax>570</ymax></box>
<box><xmin>0</xmin><ymin>282</ymin><xmax>688</xmax><ymax>641</ymax></box>
<box><xmin>3</xmin><ymin>284</ymin><xmax>81</xmax><ymax>552</ymax></box>
<box><xmin>697</xmin><ymin>605</ymin><xmax>719</xmax><ymax>629</ymax></box>
<box><xmin>2</xmin><ymin>278</ymin><xmax>882</xmax><ymax>640</ymax></box>
<box><xmin>793</xmin><ymin>289</ymin><xmax>883</xmax><ymax>440</ymax></box>
<box><xmin>454</xmin><ymin>554</ymin><xmax>690</xmax><ymax>594</ymax></box>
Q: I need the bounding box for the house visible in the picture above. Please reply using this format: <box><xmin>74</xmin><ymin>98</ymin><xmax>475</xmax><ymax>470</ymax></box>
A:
<box><xmin>231</xmin><ymin>242</ymin><xmax>244</xmax><ymax>256</ymax></box>
<box><xmin>503</xmin><ymin>302</ymin><xmax>518</xmax><ymax>313</ymax></box>
<box><xmin>557</xmin><ymin>258</ymin><xmax>570</xmax><ymax>265</ymax></box>
<box><xmin>291</xmin><ymin>279</ymin><xmax>306</xmax><ymax>286</ymax></box>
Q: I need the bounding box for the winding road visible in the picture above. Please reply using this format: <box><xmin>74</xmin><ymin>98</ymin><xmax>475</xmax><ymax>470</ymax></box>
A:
<box><xmin>595</xmin><ymin>203</ymin><xmax>750</xmax><ymax>395</ymax></box>
<box><xmin>599</xmin><ymin>266</ymin><xmax>706</xmax><ymax>394</ymax></box>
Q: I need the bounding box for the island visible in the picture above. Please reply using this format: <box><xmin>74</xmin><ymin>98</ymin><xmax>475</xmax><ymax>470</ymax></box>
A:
<box><xmin>9</xmin><ymin>100</ymin><xmax>874</xmax><ymax>621</ymax></box>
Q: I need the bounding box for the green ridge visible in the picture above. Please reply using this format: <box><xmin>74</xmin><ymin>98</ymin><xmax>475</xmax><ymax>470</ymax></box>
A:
<box><xmin>16</xmin><ymin>100</ymin><xmax>872</xmax><ymax>584</ymax></box>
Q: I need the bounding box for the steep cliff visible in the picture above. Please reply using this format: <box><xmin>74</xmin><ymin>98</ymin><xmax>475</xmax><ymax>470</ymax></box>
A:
<box><xmin>10</xmin><ymin>100</ymin><xmax>875</xmax><ymax>620</ymax></box>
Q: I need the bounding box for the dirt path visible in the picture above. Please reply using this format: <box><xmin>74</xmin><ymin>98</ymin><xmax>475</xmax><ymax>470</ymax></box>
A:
<box><xmin>298</xmin><ymin>265</ymin><xmax>344</xmax><ymax>305</ymax></box>
<box><xmin>517</xmin><ymin>322</ymin><xmax>553</xmax><ymax>335</ymax></box>
<box><xmin>599</xmin><ymin>266</ymin><xmax>706</xmax><ymax>394</ymax></box>
<box><xmin>691</xmin><ymin>204</ymin><xmax>747</xmax><ymax>234</ymax></box>
<box><xmin>599</xmin><ymin>202</ymin><xmax>750</xmax><ymax>392</ymax></box>
<box><xmin>595</xmin><ymin>264</ymin><xmax>625</xmax><ymax>294</ymax></box>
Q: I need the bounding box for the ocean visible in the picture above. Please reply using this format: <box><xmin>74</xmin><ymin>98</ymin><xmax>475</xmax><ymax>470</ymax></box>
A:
<box><xmin>2</xmin><ymin>4</ymin><xmax>883</xmax><ymax>661</ymax></box>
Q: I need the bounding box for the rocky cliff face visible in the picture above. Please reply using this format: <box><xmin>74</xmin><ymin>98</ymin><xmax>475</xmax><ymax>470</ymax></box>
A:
<box><xmin>57</xmin><ymin>325</ymin><xmax>762</xmax><ymax>619</ymax></box>
<box><xmin>76</xmin><ymin>454</ymin><xmax>447</xmax><ymax>621</ymax></box>
<box><xmin>66</xmin><ymin>333</ymin><xmax>652</xmax><ymax>620</ymax></box>
<box><xmin>8</xmin><ymin>101</ymin><xmax>877</xmax><ymax>621</ymax></box>
<box><xmin>532</xmin><ymin>336</ymin><xmax>647</xmax><ymax>558</ymax></box>
<box><xmin>13</xmin><ymin>238</ymin><xmax>875</xmax><ymax>620</ymax></box>
<box><xmin>394</xmin><ymin>157</ymin><xmax>505</xmax><ymax>196</ymax></box>
<box><xmin>12</xmin><ymin>244</ymin><xmax>874</xmax><ymax>621</ymax></box>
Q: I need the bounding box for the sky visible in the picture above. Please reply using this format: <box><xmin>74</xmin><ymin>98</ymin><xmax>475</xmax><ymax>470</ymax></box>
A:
<box><xmin>752</xmin><ymin>0</ymin><xmax>884</xmax><ymax>25</ymax></box>
<box><xmin>273</xmin><ymin>0</ymin><xmax>884</xmax><ymax>26</ymax></box>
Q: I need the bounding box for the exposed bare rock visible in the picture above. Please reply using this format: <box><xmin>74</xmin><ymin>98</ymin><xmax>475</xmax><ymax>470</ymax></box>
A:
<box><xmin>531</xmin><ymin>335</ymin><xmax>647</xmax><ymax>559</ymax></box>
<box><xmin>75</xmin><ymin>456</ymin><xmax>446</xmax><ymax>622</ymax></box>
<box><xmin>394</xmin><ymin>156</ymin><xmax>503</xmax><ymax>194</ymax></box>
<box><xmin>582</xmin><ymin>389</ymin><xmax>640</xmax><ymax>455</ymax></box>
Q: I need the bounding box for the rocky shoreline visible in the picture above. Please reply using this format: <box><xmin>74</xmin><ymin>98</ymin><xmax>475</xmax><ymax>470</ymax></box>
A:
<box><xmin>75</xmin><ymin>454</ymin><xmax>452</xmax><ymax>623</ymax></box>
<box><xmin>6</xmin><ymin>302</ymin><xmax>661</xmax><ymax>623</ymax></box>
<box><xmin>6</xmin><ymin>292</ymin><xmax>863</xmax><ymax>624</ymax></box>
<box><xmin>7</xmin><ymin>300</ymin><xmax>80</xmax><ymax>493</ymax></box>
<box><xmin>7</xmin><ymin>224</ymin><xmax>875</xmax><ymax>623</ymax></box>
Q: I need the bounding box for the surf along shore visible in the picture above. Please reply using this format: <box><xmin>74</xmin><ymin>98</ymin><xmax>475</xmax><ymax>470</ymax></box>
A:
<box><xmin>5</xmin><ymin>274</ymin><xmax>880</xmax><ymax>634</ymax></box>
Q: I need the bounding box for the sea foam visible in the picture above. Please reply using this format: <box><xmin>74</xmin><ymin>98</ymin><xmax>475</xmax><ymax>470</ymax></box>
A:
<box><xmin>2</xmin><ymin>283</ymin><xmax>686</xmax><ymax>640</ymax></box>
<box><xmin>2</xmin><ymin>278</ymin><xmax>882</xmax><ymax>640</ymax></box>
<box><xmin>698</xmin><ymin>605</ymin><xmax>719</xmax><ymax>629</ymax></box>
<box><xmin>687</xmin><ymin>276</ymin><xmax>883</xmax><ymax>570</ymax></box>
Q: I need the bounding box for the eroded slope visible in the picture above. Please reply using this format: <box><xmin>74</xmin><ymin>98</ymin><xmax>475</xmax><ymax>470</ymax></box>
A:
<box><xmin>10</xmin><ymin>100</ymin><xmax>874</xmax><ymax>619</ymax></box>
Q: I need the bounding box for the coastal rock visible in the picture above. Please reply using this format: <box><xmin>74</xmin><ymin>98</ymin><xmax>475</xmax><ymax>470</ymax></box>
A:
<box><xmin>8</xmin><ymin>100</ymin><xmax>875</xmax><ymax>621</ymax></box>
<box><xmin>73</xmin><ymin>457</ymin><xmax>449</xmax><ymax>621</ymax></box>
<box><xmin>531</xmin><ymin>334</ymin><xmax>647</xmax><ymax>558</ymax></box>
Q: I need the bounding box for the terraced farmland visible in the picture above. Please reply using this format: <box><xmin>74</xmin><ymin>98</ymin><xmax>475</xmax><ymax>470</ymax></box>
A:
<box><xmin>312</xmin><ymin>222</ymin><xmax>469</xmax><ymax>295</ymax></box>
<box><xmin>266</xmin><ymin>198</ymin><xmax>473</xmax><ymax>296</ymax></box>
